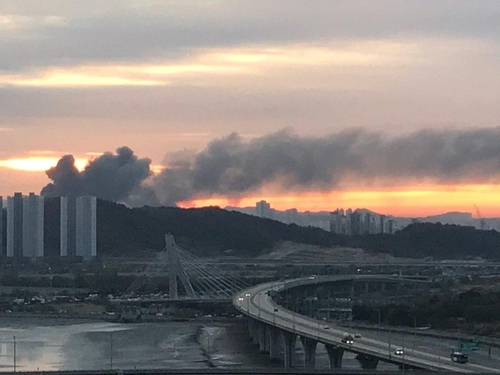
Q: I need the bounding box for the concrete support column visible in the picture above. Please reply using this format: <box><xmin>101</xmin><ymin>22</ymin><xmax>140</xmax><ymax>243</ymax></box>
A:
<box><xmin>325</xmin><ymin>344</ymin><xmax>344</xmax><ymax>369</ymax></box>
<box><xmin>268</xmin><ymin>326</ymin><xmax>281</xmax><ymax>362</ymax></box>
<box><xmin>349</xmin><ymin>282</ymin><xmax>355</xmax><ymax>298</ymax></box>
<box><xmin>282</xmin><ymin>331</ymin><xmax>297</xmax><ymax>368</ymax></box>
<box><xmin>264</xmin><ymin>326</ymin><xmax>271</xmax><ymax>353</ymax></box>
<box><xmin>248</xmin><ymin>319</ymin><xmax>255</xmax><ymax>340</ymax></box>
<box><xmin>258</xmin><ymin>323</ymin><xmax>267</xmax><ymax>352</ymax></box>
<box><xmin>300</xmin><ymin>337</ymin><xmax>318</xmax><ymax>368</ymax></box>
<box><xmin>364</xmin><ymin>282</ymin><xmax>369</xmax><ymax>294</ymax></box>
<box><xmin>381</xmin><ymin>283</ymin><xmax>386</xmax><ymax>292</ymax></box>
<box><xmin>248</xmin><ymin>319</ymin><xmax>259</xmax><ymax>345</ymax></box>
<box><xmin>356</xmin><ymin>354</ymin><xmax>379</xmax><ymax>369</ymax></box>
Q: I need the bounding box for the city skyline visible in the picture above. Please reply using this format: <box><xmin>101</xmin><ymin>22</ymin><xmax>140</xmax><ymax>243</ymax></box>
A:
<box><xmin>1</xmin><ymin>192</ymin><xmax>97</xmax><ymax>260</ymax></box>
<box><xmin>1</xmin><ymin>2</ymin><xmax>500</xmax><ymax>216</ymax></box>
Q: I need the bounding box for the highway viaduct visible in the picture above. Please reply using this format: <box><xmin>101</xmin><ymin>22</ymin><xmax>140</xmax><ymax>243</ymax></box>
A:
<box><xmin>233</xmin><ymin>275</ymin><xmax>500</xmax><ymax>373</ymax></box>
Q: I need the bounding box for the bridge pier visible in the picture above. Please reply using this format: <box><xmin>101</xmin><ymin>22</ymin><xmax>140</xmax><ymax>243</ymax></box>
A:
<box><xmin>282</xmin><ymin>331</ymin><xmax>297</xmax><ymax>368</ymax></box>
<box><xmin>349</xmin><ymin>283</ymin><xmax>355</xmax><ymax>298</ymax></box>
<box><xmin>267</xmin><ymin>326</ymin><xmax>281</xmax><ymax>361</ymax></box>
<box><xmin>325</xmin><ymin>344</ymin><xmax>344</xmax><ymax>369</ymax></box>
<box><xmin>248</xmin><ymin>319</ymin><xmax>259</xmax><ymax>344</ymax></box>
<box><xmin>356</xmin><ymin>353</ymin><xmax>379</xmax><ymax>369</ymax></box>
<box><xmin>300</xmin><ymin>337</ymin><xmax>318</xmax><ymax>368</ymax></box>
<box><xmin>258</xmin><ymin>323</ymin><xmax>268</xmax><ymax>353</ymax></box>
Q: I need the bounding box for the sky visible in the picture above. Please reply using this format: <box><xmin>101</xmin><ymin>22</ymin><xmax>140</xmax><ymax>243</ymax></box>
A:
<box><xmin>1</xmin><ymin>1</ymin><xmax>500</xmax><ymax>217</ymax></box>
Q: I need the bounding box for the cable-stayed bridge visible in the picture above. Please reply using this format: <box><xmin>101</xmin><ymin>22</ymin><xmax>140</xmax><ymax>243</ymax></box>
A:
<box><xmin>118</xmin><ymin>234</ymin><xmax>249</xmax><ymax>303</ymax></box>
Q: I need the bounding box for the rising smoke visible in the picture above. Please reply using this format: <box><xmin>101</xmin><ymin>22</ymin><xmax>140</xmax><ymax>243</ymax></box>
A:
<box><xmin>41</xmin><ymin>146</ymin><xmax>153</xmax><ymax>204</ymax></box>
<box><xmin>42</xmin><ymin>127</ymin><xmax>500</xmax><ymax>206</ymax></box>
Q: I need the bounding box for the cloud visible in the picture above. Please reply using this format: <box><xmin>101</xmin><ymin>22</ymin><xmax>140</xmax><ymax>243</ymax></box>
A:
<box><xmin>41</xmin><ymin>146</ymin><xmax>153</xmax><ymax>203</ymax></box>
<box><xmin>0</xmin><ymin>1</ymin><xmax>499</xmax><ymax>73</ymax></box>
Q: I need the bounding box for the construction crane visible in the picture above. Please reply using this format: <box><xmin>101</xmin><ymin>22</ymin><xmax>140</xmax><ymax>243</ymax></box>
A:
<box><xmin>474</xmin><ymin>204</ymin><xmax>487</xmax><ymax>230</ymax></box>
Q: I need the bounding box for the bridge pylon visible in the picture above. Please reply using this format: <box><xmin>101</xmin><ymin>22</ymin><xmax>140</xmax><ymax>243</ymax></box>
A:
<box><xmin>165</xmin><ymin>234</ymin><xmax>196</xmax><ymax>299</ymax></box>
<box><xmin>123</xmin><ymin>234</ymin><xmax>249</xmax><ymax>300</ymax></box>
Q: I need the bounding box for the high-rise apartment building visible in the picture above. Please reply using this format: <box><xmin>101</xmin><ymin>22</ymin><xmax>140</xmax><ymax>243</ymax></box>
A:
<box><xmin>75</xmin><ymin>195</ymin><xmax>97</xmax><ymax>260</ymax></box>
<box><xmin>330</xmin><ymin>208</ymin><xmax>396</xmax><ymax>235</ymax></box>
<box><xmin>256</xmin><ymin>200</ymin><xmax>273</xmax><ymax>219</ymax></box>
<box><xmin>60</xmin><ymin>195</ymin><xmax>97</xmax><ymax>260</ymax></box>
<box><xmin>0</xmin><ymin>196</ymin><xmax>3</xmax><ymax>257</ymax></box>
<box><xmin>6</xmin><ymin>192</ymin><xmax>44</xmax><ymax>260</ymax></box>
<box><xmin>60</xmin><ymin>196</ymin><xmax>77</xmax><ymax>258</ymax></box>
<box><xmin>22</xmin><ymin>193</ymin><xmax>44</xmax><ymax>258</ymax></box>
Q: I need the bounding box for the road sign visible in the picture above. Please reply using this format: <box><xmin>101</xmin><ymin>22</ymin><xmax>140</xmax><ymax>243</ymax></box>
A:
<box><xmin>460</xmin><ymin>342</ymin><xmax>479</xmax><ymax>351</ymax></box>
<box><xmin>266</xmin><ymin>290</ymin><xmax>277</xmax><ymax>297</ymax></box>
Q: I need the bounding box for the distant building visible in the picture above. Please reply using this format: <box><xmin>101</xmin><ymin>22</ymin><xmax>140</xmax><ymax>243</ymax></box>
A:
<box><xmin>6</xmin><ymin>192</ymin><xmax>44</xmax><ymax>260</ymax></box>
<box><xmin>60</xmin><ymin>196</ymin><xmax>77</xmax><ymax>258</ymax></box>
<box><xmin>256</xmin><ymin>200</ymin><xmax>273</xmax><ymax>219</ymax></box>
<box><xmin>330</xmin><ymin>208</ymin><xmax>396</xmax><ymax>235</ymax></box>
<box><xmin>285</xmin><ymin>208</ymin><xmax>299</xmax><ymax>225</ymax></box>
<box><xmin>0</xmin><ymin>196</ymin><xmax>3</xmax><ymax>257</ymax></box>
<box><xmin>22</xmin><ymin>193</ymin><xmax>44</xmax><ymax>259</ymax></box>
<box><xmin>75</xmin><ymin>195</ymin><xmax>97</xmax><ymax>260</ymax></box>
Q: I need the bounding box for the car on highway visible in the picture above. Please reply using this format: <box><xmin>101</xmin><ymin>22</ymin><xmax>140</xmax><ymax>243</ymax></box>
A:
<box><xmin>274</xmin><ymin>308</ymin><xmax>279</xmax><ymax>312</ymax></box>
<box><xmin>341</xmin><ymin>335</ymin><xmax>354</xmax><ymax>345</ymax></box>
<box><xmin>323</xmin><ymin>325</ymin><xmax>330</xmax><ymax>329</ymax></box>
<box><xmin>451</xmin><ymin>351</ymin><xmax>468</xmax><ymax>364</ymax></box>
<box><xmin>354</xmin><ymin>333</ymin><xmax>362</xmax><ymax>338</ymax></box>
<box><xmin>394</xmin><ymin>348</ymin><xmax>404</xmax><ymax>356</ymax></box>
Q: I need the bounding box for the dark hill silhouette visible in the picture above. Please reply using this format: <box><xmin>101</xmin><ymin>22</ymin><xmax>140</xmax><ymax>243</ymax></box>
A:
<box><xmin>355</xmin><ymin>222</ymin><xmax>500</xmax><ymax>260</ymax></box>
<box><xmin>41</xmin><ymin>198</ymin><xmax>344</xmax><ymax>257</ymax></box>
<box><xmin>29</xmin><ymin>199</ymin><xmax>500</xmax><ymax>260</ymax></box>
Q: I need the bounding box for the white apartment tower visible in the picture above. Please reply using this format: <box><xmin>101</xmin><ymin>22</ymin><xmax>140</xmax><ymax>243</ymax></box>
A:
<box><xmin>75</xmin><ymin>195</ymin><xmax>97</xmax><ymax>260</ymax></box>
<box><xmin>60</xmin><ymin>195</ymin><xmax>97</xmax><ymax>260</ymax></box>
<box><xmin>60</xmin><ymin>196</ymin><xmax>77</xmax><ymax>258</ymax></box>
<box><xmin>6</xmin><ymin>192</ymin><xmax>44</xmax><ymax>260</ymax></box>
<box><xmin>0</xmin><ymin>196</ymin><xmax>3</xmax><ymax>257</ymax></box>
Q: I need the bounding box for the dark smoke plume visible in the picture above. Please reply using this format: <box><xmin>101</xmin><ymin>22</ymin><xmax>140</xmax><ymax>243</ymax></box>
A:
<box><xmin>41</xmin><ymin>127</ymin><xmax>500</xmax><ymax>207</ymax></box>
<box><xmin>41</xmin><ymin>146</ymin><xmax>153</xmax><ymax>204</ymax></box>
<box><xmin>152</xmin><ymin>127</ymin><xmax>500</xmax><ymax>205</ymax></box>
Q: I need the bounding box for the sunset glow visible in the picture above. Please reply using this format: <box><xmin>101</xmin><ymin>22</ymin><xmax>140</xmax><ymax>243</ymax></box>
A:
<box><xmin>0</xmin><ymin>157</ymin><xmax>88</xmax><ymax>172</ymax></box>
<box><xmin>178</xmin><ymin>184</ymin><xmax>500</xmax><ymax>218</ymax></box>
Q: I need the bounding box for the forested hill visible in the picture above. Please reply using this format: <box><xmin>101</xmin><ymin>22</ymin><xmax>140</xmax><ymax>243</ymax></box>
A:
<box><xmin>355</xmin><ymin>222</ymin><xmax>500</xmax><ymax>260</ymax></box>
<box><xmin>42</xmin><ymin>199</ymin><xmax>500</xmax><ymax>260</ymax></box>
<box><xmin>43</xmin><ymin>199</ymin><xmax>338</xmax><ymax>257</ymax></box>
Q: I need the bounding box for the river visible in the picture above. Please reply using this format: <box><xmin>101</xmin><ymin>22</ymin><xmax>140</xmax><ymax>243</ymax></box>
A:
<box><xmin>0</xmin><ymin>317</ymin><xmax>397</xmax><ymax>371</ymax></box>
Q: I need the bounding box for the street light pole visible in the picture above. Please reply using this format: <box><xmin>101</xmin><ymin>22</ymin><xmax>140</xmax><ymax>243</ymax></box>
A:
<box><xmin>457</xmin><ymin>317</ymin><xmax>466</xmax><ymax>350</ymax></box>
<box><xmin>409</xmin><ymin>315</ymin><xmax>417</xmax><ymax>352</ymax></box>
<box><xmin>13</xmin><ymin>335</ymin><xmax>16</xmax><ymax>373</ymax></box>
<box><xmin>110</xmin><ymin>332</ymin><xmax>113</xmax><ymax>370</ymax></box>
<box><xmin>258</xmin><ymin>293</ymin><xmax>261</xmax><ymax>318</ymax></box>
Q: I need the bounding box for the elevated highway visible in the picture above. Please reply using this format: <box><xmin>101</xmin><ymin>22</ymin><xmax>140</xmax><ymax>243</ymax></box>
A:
<box><xmin>233</xmin><ymin>275</ymin><xmax>500</xmax><ymax>373</ymax></box>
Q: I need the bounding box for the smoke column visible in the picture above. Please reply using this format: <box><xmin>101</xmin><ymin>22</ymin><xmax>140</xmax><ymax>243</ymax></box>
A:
<box><xmin>42</xmin><ymin>127</ymin><xmax>500</xmax><ymax>206</ymax></box>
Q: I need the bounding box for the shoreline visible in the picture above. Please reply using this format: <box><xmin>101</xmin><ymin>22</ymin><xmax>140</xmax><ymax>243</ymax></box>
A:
<box><xmin>0</xmin><ymin>312</ymin><xmax>243</xmax><ymax>324</ymax></box>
